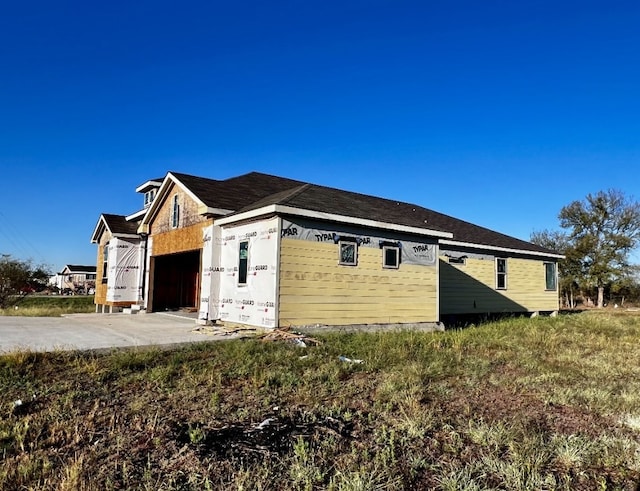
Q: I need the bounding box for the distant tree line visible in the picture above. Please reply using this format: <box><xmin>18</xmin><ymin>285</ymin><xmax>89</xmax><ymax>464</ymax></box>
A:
<box><xmin>0</xmin><ymin>255</ymin><xmax>50</xmax><ymax>309</ymax></box>
<box><xmin>532</xmin><ymin>189</ymin><xmax>640</xmax><ymax>309</ymax></box>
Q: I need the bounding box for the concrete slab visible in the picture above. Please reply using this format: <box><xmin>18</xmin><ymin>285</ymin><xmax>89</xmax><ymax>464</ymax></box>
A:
<box><xmin>0</xmin><ymin>313</ymin><xmax>245</xmax><ymax>353</ymax></box>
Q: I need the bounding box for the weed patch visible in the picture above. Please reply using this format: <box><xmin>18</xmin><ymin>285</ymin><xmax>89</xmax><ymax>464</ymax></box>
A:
<box><xmin>1</xmin><ymin>313</ymin><xmax>640</xmax><ymax>489</ymax></box>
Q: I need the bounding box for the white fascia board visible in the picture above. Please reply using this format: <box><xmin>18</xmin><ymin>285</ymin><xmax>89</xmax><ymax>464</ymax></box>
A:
<box><xmin>135</xmin><ymin>180</ymin><xmax>163</xmax><ymax>193</ymax></box>
<box><xmin>214</xmin><ymin>204</ymin><xmax>279</xmax><ymax>225</ymax></box>
<box><xmin>90</xmin><ymin>216</ymin><xmax>107</xmax><ymax>244</ymax></box>
<box><xmin>440</xmin><ymin>239</ymin><xmax>565</xmax><ymax>259</ymax></box>
<box><xmin>126</xmin><ymin>209</ymin><xmax>146</xmax><ymax>221</ymax></box>
<box><xmin>197</xmin><ymin>205</ymin><xmax>235</xmax><ymax>216</ymax></box>
<box><xmin>216</xmin><ymin>204</ymin><xmax>454</xmax><ymax>239</ymax></box>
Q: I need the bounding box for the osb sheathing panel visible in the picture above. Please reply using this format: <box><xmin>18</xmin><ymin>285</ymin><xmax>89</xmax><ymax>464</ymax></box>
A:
<box><xmin>150</xmin><ymin>183</ymin><xmax>205</xmax><ymax>235</ymax></box>
<box><xmin>152</xmin><ymin>222</ymin><xmax>211</xmax><ymax>256</ymax></box>
<box><xmin>94</xmin><ymin>232</ymin><xmax>111</xmax><ymax>305</ymax></box>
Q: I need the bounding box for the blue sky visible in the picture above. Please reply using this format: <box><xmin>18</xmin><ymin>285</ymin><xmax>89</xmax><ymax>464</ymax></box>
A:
<box><xmin>1</xmin><ymin>0</ymin><xmax>639</xmax><ymax>272</ymax></box>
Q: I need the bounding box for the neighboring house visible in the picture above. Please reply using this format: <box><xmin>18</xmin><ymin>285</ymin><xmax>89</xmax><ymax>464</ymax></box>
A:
<box><xmin>51</xmin><ymin>265</ymin><xmax>97</xmax><ymax>293</ymax></box>
<box><xmin>90</xmin><ymin>179</ymin><xmax>164</xmax><ymax>312</ymax></box>
<box><xmin>91</xmin><ymin>171</ymin><xmax>562</xmax><ymax>326</ymax></box>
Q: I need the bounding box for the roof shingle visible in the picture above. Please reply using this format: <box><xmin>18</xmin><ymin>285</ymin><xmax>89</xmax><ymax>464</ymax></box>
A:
<box><xmin>142</xmin><ymin>171</ymin><xmax>559</xmax><ymax>256</ymax></box>
<box><xmin>102</xmin><ymin>214</ymin><xmax>140</xmax><ymax>235</ymax></box>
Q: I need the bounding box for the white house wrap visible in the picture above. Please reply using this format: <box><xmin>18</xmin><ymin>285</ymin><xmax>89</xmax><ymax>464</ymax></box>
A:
<box><xmin>106</xmin><ymin>238</ymin><xmax>141</xmax><ymax>302</ymax></box>
<box><xmin>217</xmin><ymin>218</ymin><xmax>279</xmax><ymax>328</ymax></box>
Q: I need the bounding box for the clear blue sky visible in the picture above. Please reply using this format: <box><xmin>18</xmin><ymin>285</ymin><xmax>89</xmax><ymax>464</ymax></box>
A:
<box><xmin>1</xmin><ymin>0</ymin><xmax>639</xmax><ymax>273</ymax></box>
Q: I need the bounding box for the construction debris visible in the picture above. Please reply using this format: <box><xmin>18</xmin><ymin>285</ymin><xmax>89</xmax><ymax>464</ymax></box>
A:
<box><xmin>192</xmin><ymin>324</ymin><xmax>258</xmax><ymax>336</ymax></box>
<box><xmin>338</xmin><ymin>355</ymin><xmax>364</xmax><ymax>364</ymax></box>
<box><xmin>259</xmin><ymin>327</ymin><xmax>321</xmax><ymax>346</ymax></box>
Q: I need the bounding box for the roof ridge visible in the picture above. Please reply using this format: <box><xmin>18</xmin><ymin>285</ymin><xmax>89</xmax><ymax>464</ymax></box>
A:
<box><xmin>278</xmin><ymin>183</ymin><xmax>312</xmax><ymax>204</ymax></box>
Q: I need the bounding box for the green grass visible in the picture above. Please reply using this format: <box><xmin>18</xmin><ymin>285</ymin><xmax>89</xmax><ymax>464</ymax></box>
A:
<box><xmin>1</xmin><ymin>311</ymin><xmax>640</xmax><ymax>489</ymax></box>
<box><xmin>0</xmin><ymin>295</ymin><xmax>95</xmax><ymax>316</ymax></box>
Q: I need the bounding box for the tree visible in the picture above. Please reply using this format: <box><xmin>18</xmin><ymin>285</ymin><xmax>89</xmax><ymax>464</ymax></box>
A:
<box><xmin>558</xmin><ymin>189</ymin><xmax>640</xmax><ymax>308</ymax></box>
<box><xmin>0</xmin><ymin>255</ymin><xmax>51</xmax><ymax>309</ymax></box>
<box><xmin>530</xmin><ymin>229</ymin><xmax>582</xmax><ymax>308</ymax></box>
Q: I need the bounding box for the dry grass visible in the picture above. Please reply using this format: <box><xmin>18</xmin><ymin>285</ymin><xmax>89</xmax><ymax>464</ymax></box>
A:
<box><xmin>0</xmin><ymin>295</ymin><xmax>95</xmax><ymax>316</ymax></box>
<box><xmin>2</xmin><ymin>311</ymin><xmax>640</xmax><ymax>489</ymax></box>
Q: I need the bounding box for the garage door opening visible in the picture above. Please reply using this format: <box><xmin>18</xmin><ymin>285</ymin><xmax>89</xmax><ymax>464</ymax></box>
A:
<box><xmin>151</xmin><ymin>250</ymin><xmax>200</xmax><ymax>312</ymax></box>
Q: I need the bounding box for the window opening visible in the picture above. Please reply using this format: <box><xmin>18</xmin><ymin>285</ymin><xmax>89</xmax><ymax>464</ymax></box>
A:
<box><xmin>102</xmin><ymin>244</ymin><xmax>109</xmax><ymax>283</ymax></box>
<box><xmin>238</xmin><ymin>241</ymin><xmax>249</xmax><ymax>284</ymax></box>
<box><xmin>339</xmin><ymin>240</ymin><xmax>357</xmax><ymax>266</ymax></box>
<box><xmin>496</xmin><ymin>258</ymin><xmax>507</xmax><ymax>289</ymax></box>
<box><xmin>382</xmin><ymin>246</ymin><xmax>400</xmax><ymax>269</ymax></box>
<box><xmin>171</xmin><ymin>195</ymin><xmax>180</xmax><ymax>228</ymax></box>
<box><xmin>545</xmin><ymin>262</ymin><xmax>557</xmax><ymax>290</ymax></box>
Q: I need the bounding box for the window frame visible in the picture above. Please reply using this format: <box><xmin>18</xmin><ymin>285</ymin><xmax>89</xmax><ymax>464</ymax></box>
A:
<box><xmin>101</xmin><ymin>243</ymin><xmax>109</xmax><ymax>284</ymax></box>
<box><xmin>170</xmin><ymin>194</ymin><xmax>180</xmax><ymax>229</ymax></box>
<box><xmin>238</xmin><ymin>240</ymin><xmax>249</xmax><ymax>285</ymax></box>
<box><xmin>338</xmin><ymin>239</ymin><xmax>358</xmax><ymax>266</ymax></box>
<box><xmin>544</xmin><ymin>262</ymin><xmax>557</xmax><ymax>291</ymax></box>
<box><xmin>496</xmin><ymin>257</ymin><xmax>507</xmax><ymax>290</ymax></box>
<box><xmin>144</xmin><ymin>189</ymin><xmax>156</xmax><ymax>208</ymax></box>
<box><xmin>382</xmin><ymin>245</ymin><xmax>400</xmax><ymax>269</ymax></box>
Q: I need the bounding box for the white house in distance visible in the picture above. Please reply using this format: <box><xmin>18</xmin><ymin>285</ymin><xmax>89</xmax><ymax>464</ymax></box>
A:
<box><xmin>50</xmin><ymin>265</ymin><xmax>97</xmax><ymax>293</ymax></box>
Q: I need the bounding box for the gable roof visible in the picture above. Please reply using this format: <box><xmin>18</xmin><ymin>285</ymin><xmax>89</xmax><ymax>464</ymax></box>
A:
<box><xmin>135</xmin><ymin>178</ymin><xmax>164</xmax><ymax>193</ymax></box>
<box><xmin>61</xmin><ymin>265</ymin><xmax>97</xmax><ymax>274</ymax></box>
<box><xmin>139</xmin><ymin>171</ymin><xmax>309</xmax><ymax>232</ymax></box>
<box><xmin>90</xmin><ymin>214</ymin><xmax>141</xmax><ymax>243</ymax></box>
<box><xmin>170</xmin><ymin>171</ymin><xmax>307</xmax><ymax>211</ymax></box>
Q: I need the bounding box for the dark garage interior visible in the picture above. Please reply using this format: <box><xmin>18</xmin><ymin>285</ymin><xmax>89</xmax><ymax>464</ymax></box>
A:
<box><xmin>151</xmin><ymin>250</ymin><xmax>200</xmax><ymax>312</ymax></box>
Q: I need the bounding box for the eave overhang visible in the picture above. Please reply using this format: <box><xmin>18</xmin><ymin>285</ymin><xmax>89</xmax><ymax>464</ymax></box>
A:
<box><xmin>439</xmin><ymin>239</ymin><xmax>565</xmax><ymax>259</ymax></box>
<box><xmin>214</xmin><ymin>204</ymin><xmax>454</xmax><ymax>239</ymax></box>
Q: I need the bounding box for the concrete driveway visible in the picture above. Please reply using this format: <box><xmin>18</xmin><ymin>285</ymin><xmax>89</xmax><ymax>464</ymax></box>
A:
<box><xmin>0</xmin><ymin>313</ymin><xmax>245</xmax><ymax>353</ymax></box>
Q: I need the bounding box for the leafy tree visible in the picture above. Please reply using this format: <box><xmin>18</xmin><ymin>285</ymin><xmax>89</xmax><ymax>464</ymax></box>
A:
<box><xmin>609</xmin><ymin>265</ymin><xmax>640</xmax><ymax>307</ymax></box>
<box><xmin>558</xmin><ymin>189</ymin><xmax>640</xmax><ymax>308</ymax></box>
<box><xmin>0</xmin><ymin>255</ymin><xmax>51</xmax><ymax>309</ymax></box>
<box><xmin>530</xmin><ymin>229</ymin><xmax>582</xmax><ymax>308</ymax></box>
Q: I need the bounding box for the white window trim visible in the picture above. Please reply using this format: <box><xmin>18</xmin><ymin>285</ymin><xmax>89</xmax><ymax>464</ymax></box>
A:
<box><xmin>338</xmin><ymin>240</ymin><xmax>358</xmax><ymax>266</ymax></box>
<box><xmin>102</xmin><ymin>243</ymin><xmax>109</xmax><ymax>283</ymax></box>
<box><xmin>382</xmin><ymin>245</ymin><xmax>400</xmax><ymax>269</ymax></box>
<box><xmin>170</xmin><ymin>194</ymin><xmax>180</xmax><ymax>229</ymax></box>
<box><xmin>144</xmin><ymin>189</ymin><xmax>156</xmax><ymax>208</ymax></box>
<box><xmin>496</xmin><ymin>257</ymin><xmax>507</xmax><ymax>290</ymax></box>
<box><xmin>544</xmin><ymin>262</ymin><xmax>557</xmax><ymax>291</ymax></box>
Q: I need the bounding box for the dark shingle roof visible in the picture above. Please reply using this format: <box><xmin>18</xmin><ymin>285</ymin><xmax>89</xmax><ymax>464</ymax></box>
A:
<box><xmin>65</xmin><ymin>265</ymin><xmax>97</xmax><ymax>273</ymax></box>
<box><xmin>233</xmin><ymin>179</ymin><xmax>558</xmax><ymax>256</ymax></box>
<box><xmin>166</xmin><ymin>171</ymin><xmax>558</xmax><ymax>256</ymax></box>
<box><xmin>102</xmin><ymin>214</ymin><xmax>140</xmax><ymax>235</ymax></box>
<box><xmin>170</xmin><ymin>172</ymin><xmax>306</xmax><ymax>212</ymax></box>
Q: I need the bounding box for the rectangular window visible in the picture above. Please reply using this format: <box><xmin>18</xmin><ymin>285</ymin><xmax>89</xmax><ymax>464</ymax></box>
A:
<box><xmin>102</xmin><ymin>245</ymin><xmax>109</xmax><ymax>283</ymax></box>
<box><xmin>238</xmin><ymin>241</ymin><xmax>249</xmax><ymax>285</ymax></box>
<box><xmin>545</xmin><ymin>262</ymin><xmax>557</xmax><ymax>290</ymax></box>
<box><xmin>171</xmin><ymin>194</ymin><xmax>180</xmax><ymax>228</ymax></box>
<box><xmin>496</xmin><ymin>258</ymin><xmax>507</xmax><ymax>289</ymax></box>
<box><xmin>144</xmin><ymin>190</ymin><xmax>156</xmax><ymax>208</ymax></box>
<box><xmin>382</xmin><ymin>246</ymin><xmax>400</xmax><ymax>269</ymax></box>
<box><xmin>339</xmin><ymin>240</ymin><xmax>357</xmax><ymax>266</ymax></box>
